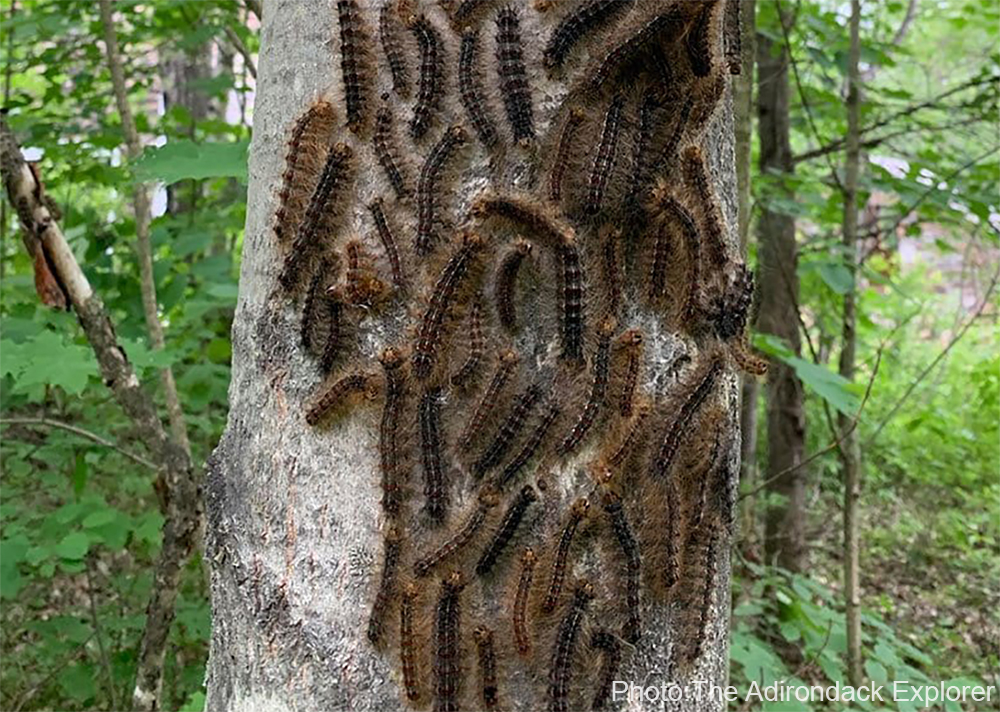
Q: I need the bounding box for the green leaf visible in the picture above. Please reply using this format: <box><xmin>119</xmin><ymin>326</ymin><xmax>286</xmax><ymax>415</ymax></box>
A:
<box><xmin>0</xmin><ymin>331</ymin><xmax>95</xmax><ymax>396</ymax></box>
<box><xmin>818</xmin><ymin>262</ymin><xmax>855</xmax><ymax>294</ymax></box>
<box><xmin>58</xmin><ymin>662</ymin><xmax>97</xmax><ymax>703</ymax></box>
<box><xmin>753</xmin><ymin>335</ymin><xmax>861</xmax><ymax>415</ymax></box>
<box><xmin>180</xmin><ymin>690</ymin><xmax>207</xmax><ymax>712</ymax></box>
<box><xmin>133</xmin><ymin>139</ymin><xmax>249</xmax><ymax>184</ymax></box>
<box><xmin>54</xmin><ymin>532</ymin><xmax>90</xmax><ymax>560</ymax></box>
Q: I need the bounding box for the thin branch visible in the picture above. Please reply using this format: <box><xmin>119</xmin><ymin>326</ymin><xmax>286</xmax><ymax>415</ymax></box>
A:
<box><xmin>0</xmin><ymin>417</ymin><xmax>157</xmax><ymax>470</ymax></box>
<box><xmin>223</xmin><ymin>24</ymin><xmax>256</xmax><ymax>79</ymax></box>
<box><xmin>85</xmin><ymin>557</ymin><xmax>119</xmax><ymax>711</ymax></box>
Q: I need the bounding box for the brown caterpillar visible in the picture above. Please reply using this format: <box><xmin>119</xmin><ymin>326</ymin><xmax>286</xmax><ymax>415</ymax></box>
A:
<box><xmin>542</xmin><ymin>0</ymin><xmax>633</xmax><ymax>70</ymax></box>
<box><xmin>450</xmin><ymin>299</ymin><xmax>484</xmax><ymax>389</ymax></box>
<box><xmin>674</xmin><ymin>522</ymin><xmax>719</xmax><ymax>671</ymax></box>
<box><xmin>408</xmin><ymin>14</ymin><xmax>445</xmax><ymax>140</ymax></box>
<box><xmin>474</xmin><ymin>626</ymin><xmax>500</xmax><ymax>710</ymax></box>
<box><xmin>472</xmin><ymin>192</ymin><xmax>575</xmax><ymax>246</ymax></box>
<box><xmin>513</xmin><ymin>548</ymin><xmax>536</xmax><ymax>656</ymax></box>
<box><xmin>304</xmin><ymin>371</ymin><xmax>377</xmax><ymax>426</ymax></box>
<box><xmin>589</xmin><ymin>6</ymin><xmax>684</xmax><ymax>91</ymax></box>
<box><xmin>658</xmin><ymin>95</ymin><xmax>694</xmax><ymax>168</ymax></box>
<box><xmin>684</xmin><ymin>0</ymin><xmax>718</xmax><ymax>78</ymax></box>
<box><xmin>602</xmin><ymin>490</ymin><xmax>641</xmax><ymax>643</ymax></box>
<box><xmin>400</xmin><ymin>582</ymin><xmax>422</xmax><ymax>702</ymax></box>
<box><xmin>651</xmin><ymin>188</ymin><xmax>702</xmax><ymax>324</ymax></box>
<box><xmin>650</xmin><ymin>355</ymin><xmax>723</xmax><ymax>481</ymax></box>
<box><xmin>412</xmin><ymin>231</ymin><xmax>485</xmax><ymax>380</ymax></box>
<box><xmin>460</xmin><ymin>349</ymin><xmax>519</xmax><ymax>450</ymax></box>
<box><xmin>707</xmin><ymin>262</ymin><xmax>753</xmax><ymax>341</ymax></box>
<box><xmin>496</xmin><ymin>402</ymin><xmax>560</xmax><ymax>489</ymax></box>
<box><xmin>417</xmin><ymin>126</ymin><xmax>468</xmax><ymax>255</ymax></box>
<box><xmin>368</xmin><ymin>197</ymin><xmax>407</xmax><ymax>291</ymax></box>
<box><xmin>600</xmin><ymin>226</ymin><xmax>621</xmax><ymax>317</ymax></box>
<box><xmin>627</xmin><ymin>90</ymin><xmax>663</xmax><ymax>207</ymax></box>
<box><xmin>433</xmin><ymin>572</ymin><xmax>465</xmax><ymax>712</ymax></box>
<box><xmin>548</xmin><ymin>580</ymin><xmax>595</xmax><ymax>712</ymax></box>
<box><xmin>336</xmin><ymin>0</ymin><xmax>373</xmax><ymax>135</ymax></box>
<box><xmin>278</xmin><ymin>143</ymin><xmax>353</xmax><ymax>292</ymax></box>
<box><xmin>379</xmin><ymin>0</ymin><xmax>411</xmax><ymax>96</ymax></box>
<box><xmin>615</xmin><ymin>329</ymin><xmax>642</xmax><ymax>417</ymax></box>
<box><xmin>681</xmin><ymin>145</ymin><xmax>728</xmax><ymax>268</ymax></box>
<box><xmin>420</xmin><ymin>386</ymin><xmax>447</xmax><ymax>522</ymax></box>
<box><xmin>380</xmin><ymin>347</ymin><xmax>407</xmax><ymax>516</ymax></box>
<box><xmin>585</xmin><ymin>94</ymin><xmax>625</xmax><ymax>216</ymax></box>
<box><xmin>723</xmin><ymin>0</ymin><xmax>741</xmax><ymax>74</ymax></box>
<box><xmin>274</xmin><ymin>101</ymin><xmax>336</xmax><ymax>244</ymax></box>
<box><xmin>367</xmin><ymin>525</ymin><xmax>402</xmax><ymax>648</ymax></box>
<box><xmin>475</xmin><ymin>484</ymin><xmax>537</xmax><ymax>576</ymax></box>
<box><xmin>559</xmin><ymin>319</ymin><xmax>613</xmax><ymax>454</ymax></box>
<box><xmin>559</xmin><ymin>236</ymin><xmax>586</xmax><ymax>365</ymax></box>
<box><xmin>473</xmin><ymin>383</ymin><xmax>543</xmax><ymax>478</ymax></box>
<box><xmin>344</xmin><ymin>239</ymin><xmax>388</xmax><ymax>306</ymax></box>
<box><xmin>606</xmin><ymin>398</ymin><xmax>651</xmax><ymax>470</ymax></box>
<box><xmin>494</xmin><ymin>237</ymin><xmax>532</xmax><ymax>332</ymax></box>
<box><xmin>374</xmin><ymin>100</ymin><xmax>412</xmax><ymax>199</ymax></box>
<box><xmin>494</xmin><ymin>5</ymin><xmax>534</xmax><ymax>142</ymax></box>
<box><xmin>542</xmin><ymin>498</ymin><xmax>590</xmax><ymax>613</ymax></box>
<box><xmin>301</xmin><ymin>260</ymin><xmax>343</xmax><ymax>373</ymax></box>
<box><xmin>459</xmin><ymin>28</ymin><xmax>501</xmax><ymax>150</ymax></box>
<box><xmin>452</xmin><ymin>0</ymin><xmax>494</xmax><ymax>26</ymax></box>
<box><xmin>414</xmin><ymin>490</ymin><xmax>499</xmax><ymax>576</ymax></box>
<box><xmin>548</xmin><ymin>108</ymin><xmax>585</xmax><ymax>204</ymax></box>
<box><xmin>687</xmin><ymin>70</ymin><xmax>726</xmax><ymax>140</ymax></box>
<box><xmin>590</xmin><ymin>629</ymin><xmax>622</xmax><ymax>711</ymax></box>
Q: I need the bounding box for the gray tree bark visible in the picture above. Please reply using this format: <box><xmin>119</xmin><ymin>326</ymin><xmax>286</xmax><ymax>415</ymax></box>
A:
<box><xmin>206</xmin><ymin>2</ymin><xmax>743</xmax><ymax>710</ymax></box>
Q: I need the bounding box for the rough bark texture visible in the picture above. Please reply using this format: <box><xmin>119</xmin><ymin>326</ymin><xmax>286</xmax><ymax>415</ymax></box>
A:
<box><xmin>755</xmin><ymin>24</ymin><xmax>806</xmax><ymax>573</ymax></box>
<box><xmin>206</xmin><ymin>2</ymin><xmax>742</xmax><ymax>710</ymax></box>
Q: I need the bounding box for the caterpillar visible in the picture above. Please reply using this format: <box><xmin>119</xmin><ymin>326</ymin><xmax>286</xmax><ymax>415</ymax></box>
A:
<box><xmin>433</xmin><ymin>572</ymin><xmax>465</xmax><ymax>712</ymax></box>
<box><xmin>420</xmin><ymin>386</ymin><xmax>447</xmax><ymax>522</ymax></box>
<box><xmin>559</xmin><ymin>236</ymin><xmax>586</xmax><ymax>365</ymax></box>
<box><xmin>708</xmin><ymin>262</ymin><xmax>753</xmax><ymax>341</ymax></box>
<box><xmin>542</xmin><ymin>498</ymin><xmax>589</xmax><ymax>613</ymax></box>
<box><xmin>585</xmin><ymin>94</ymin><xmax>626</xmax><ymax>216</ymax></box>
<box><xmin>684</xmin><ymin>0</ymin><xmax>718</xmax><ymax>78</ymax></box>
<box><xmin>408</xmin><ymin>14</ymin><xmax>445</xmax><ymax>140</ymax></box>
<box><xmin>301</xmin><ymin>259</ymin><xmax>343</xmax><ymax>373</ymax></box>
<box><xmin>548</xmin><ymin>108</ymin><xmax>585</xmax><ymax>203</ymax></box>
<box><xmin>417</xmin><ymin>126</ymin><xmax>468</xmax><ymax>255</ymax></box>
<box><xmin>368</xmin><ymin>197</ymin><xmax>407</xmax><ymax>291</ymax></box>
<box><xmin>472</xmin><ymin>383</ymin><xmax>543</xmax><ymax>478</ymax></box>
<box><xmin>674</xmin><ymin>523</ymin><xmax>719</xmax><ymax>671</ymax></box>
<box><xmin>496</xmin><ymin>402</ymin><xmax>560</xmax><ymax>489</ymax></box>
<box><xmin>450</xmin><ymin>299</ymin><xmax>484</xmax><ymax>389</ymax></box>
<box><xmin>600</xmin><ymin>226</ymin><xmax>621</xmax><ymax>317</ymax></box>
<box><xmin>473</xmin><ymin>626</ymin><xmax>499</xmax><ymax>710</ymax></box>
<box><xmin>472</xmin><ymin>192</ymin><xmax>575</xmax><ymax>246</ymax></box>
<box><xmin>494</xmin><ymin>5</ymin><xmax>534</xmax><ymax>142</ymax></box>
<box><xmin>732</xmin><ymin>340</ymin><xmax>769</xmax><ymax>377</ymax></box>
<box><xmin>606</xmin><ymin>398</ymin><xmax>650</xmax><ymax>470</ymax></box>
<box><xmin>616</xmin><ymin>329</ymin><xmax>642</xmax><ymax>417</ymax></box>
<box><xmin>400</xmin><ymin>582</ymin><xmax>422</xmax><ymax>702</ymax></box>
<box><xmin>379</xmin><ymin>0</ymin><xmax>411</xmax><ymax>97</ymax></box>
<box><xmin>658</xmin><ymin>95</ymin><xmax>694</xmax><ymax>168</ymax></box>
<box><xmin>379</xmin><ymin>347</ymin><xmax>407</xmax><ymax>517</ymax></box>
<box><xmin>494</xmin><ymin>238</ymin><xmax>531</xmax><ymax>332</ymax></box>
<box><xmin>344</xmin><ymin>239</ymin><xmax>387</xmax><ymax>306</ymax></box>
<box><xmin>590</xmin><ymin>6</ymin><xmax>683</xmax><ymax>91</ymax></box>
<box><xmin>687</xmin><ymin>70</ymin><xmax>726</xmax><ymax>140</ymax></box>
<box><xmin>627</xmin><ymin>90</ymin><xmax>663</xmax><ymax>207</ymax></box>
<box><xmin>374</xmin><ymin>100</ymin><xmax>412</xmax><ymax>199</ymax></box>
<box><xmin>459</xmin><ymin>28</ymin><xmax>501</xmax><ymax>150</ymax></box>
<box><xmin>278</xmin><ymin>142</ymin><xmax>353</xmax><ymax>292</ymax></box>
<box><xmin>367</xmin><ymin>525</ymin><xmax>402</xmax><ymax>648</ymax></box>
<box><xmin>513</xmin><ymin>548</ymin><xmax>536</xmax><ymax>656</ymax></box>
<box><xmin>274</xmin><ymin>101</ymin><xmax>336</xmax><ymax>244</ymax></box>
<box><xmin>652</xmin><ymin>189</ymin><xmax>702</xmax><ymax>324</ymax></box>
<box><xmin>452</xmin><ymin>0</ymin><xmax>494</xmax><ymax>26</ymax></box>
<box><xmin>548</xmin><ymin>580</ymin><xmax>595</xmax><ymax>712</ymax></box>
<box><xmin>681</xmin><ymin>146</ymin><xmax>728</xmax><ymax>268</ymax></box>
<box><xmin>590</xmin><ymin>629</ymin><xmax>622</xmax><ymax>711</ymax></box>
<box><xmin>337</xmin><ymin>0</ymin><xmax>373</xmax><ymax>134</ymax></box>
<box><xmin>475</xmin><ymin>484</ymin><xmax>537</xmax><ymax>576</ymax></box>
<box><xmin>559</xmin><ymin>319</ymin><xmax>613</xmax><ymax>455</ymax></box>
<box><xmin>412</xmin><ymin>232</ymin><xmax>485</xmax><ymax>380</ymax></box>
<box><xmin>414</xmin><ymin>490</ymin><xmax>499</xmax><ymax>576</ymax></box>
<box><xmin>542</xmin><ymin>0</ymin><xmax>633</xmax><ymax>70</ymax></box>
<box><xmin>602</xmin><ymin>490</ymin><xmax>641</xmax><ymax>643</ymax></box>
<box><xmin>650</xmin><ymin>355</ymin><xmax>723</xmax><ymax>481</ymax></box>
<box><xmin>723</xmin><ymin>0</ymin><xmax>741</xmax><ymax>74</ymax></box>
<box><xmin>460</xmin><ymin>349</ymin><xmax>519</xmax><ymax>450</ymax></box>
<box><xmin>304</xmin><ymin>371</ymin><xmax>377</xmax><ymax>426</ymax></box>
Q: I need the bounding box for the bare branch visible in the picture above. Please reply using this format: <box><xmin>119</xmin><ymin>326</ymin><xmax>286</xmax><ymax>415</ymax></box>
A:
<box><xmin>223</xmin><ymin>24</ymin><xmax>257</xmax><ymax>79</ymax></box>
<box><xmin>0</xmin><ymin>417</ymin><xmax>157</xmax><ymax>470</ymax></box>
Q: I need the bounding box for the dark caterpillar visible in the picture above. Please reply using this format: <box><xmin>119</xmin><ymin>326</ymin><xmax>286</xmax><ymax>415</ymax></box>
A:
<box><xmin>460</xmin><ymin>349</ymin><xmax>519</xmax><ymax>450</ymax></box>
<box><xmin>542</xmin><ymin>0</ymin><xmax>633</xmax><ymax>70</ymax></box>
<box><xmin>548</xmin><ymin>580</ymin><xmax>595</xmax><ymax>712</ymax></box>
<box><xmin>585</xmin><ymin>94</ymin><xmax>625</xmax><ymax>216</ymax></box>
<box><xmin>681</xmin><ymin>146</ymin><xmax>728</xmax><ymax>268</ymax></box>
<box><xmin>344</xmin><ymin>239</ymin><xmax>387</xmax><ymax>307</ymax></box>
<box><xmin>548</xmin><ymin>108</ymin><xmax>585</xmax><ymax>204</ymax></box>
<box><xmin>368</xmin><ymin>197</ymin><xmax>407</xmax><ymax>291</ymax></box>
<box><xmin>301</xmin><ymin>259</ymin><xmax>343</xmax><ymax>373</ymax></box>
<box><xmin>542</xmin><ymin>498</ymin><xmax>589</xmax><ymax>613</ymax></box>
<box><xmin>420</xmin><ymin>387</ymin><xmax>447</xmax><ymax>522</ymax></box>
<box><xmin>400</xmin><ymin>583</ymin><xmax>422</xmax><ymax>702</ymax></box>
<box><xmin>590</xmin><ymin>7</ymin><xmax>683</xmax><ymax>91</ymax></box>
<box><xmin>558</xmin><ymin>236</ymin><xmax>586</xmax><ymax>364</ymax></box>
<box><xmin>685</xmin><ymin>0</ymin><xmax>718</xmax><ymax>78</ymax></box>
<box><xmin>513</xmin><ymin>548</ymin><xmax>536</xmax><ymax>656</ymax></box>
<box><xmin>475</xmin><ymin>485</ymin><xmax>537</xmax><ymax>576</ymax></box>
<box><xmin>379</xmin><ymin>348</ymin><xmax>407</xmax><ymax>516</ymax></box>
<box><xmin>616</xmin><ymin>329</ymin><xmax>642</xmax><ymax>418</ymax></box>
<box><xmin>650</xmin><ymin>355</ymin><xmax>723</xmax><ymax>481</ymax></box>
<box><xmin>274</xmin><ymin>101</ymin><xmax>336</xmax><ymax>244</ymax></box>
<box><xmin>367</xmin><ymin>525</ymin><xmax>402</xmax><ymax>648</ymax></box>
<box><xmin>602</xmin><ymin>490</ymin><xmax>641</xmax><ymax>643</ymax></box>
<box><xmin>559</xmin><ymin>319</ymin><xmax>613</xmax><ymax>455</ymax></box>
<box><xmin>451</xmin><ymin>299</ymin><xmax>485</xmax><ymax>389</ymax></box>
<box><xmin>472</xmin><ymin>383</ymin><xmax>543</xmax><ymax>478</ymax></box>
<box><xmin>379</xmin><ymin>0</ymin><xmax>411</xmax><ymax>96</ymax></box>
<box><xmin>433</xmin><ymin>572</ymin><xmax>465</xmax><ymax>712</ymax></box>
<box><xmin>494</xmin><ymin>237</ymin><xmax>531</xmax><ymax>332</ymax></box>
<box><xmin>723</xmin><ymin>0</ymin><xmax>741</xmax><ymax>74</ymax></box>
<box><xmin>409</xmin><ymin>14</ymin><xmax>445</xmax><ymax>140</ymax></box>
<box><xmin>600</xmin><ymin>226</ymin><xmax>621</xmax><ymax>317</ymax></box>
<box><xmin>336</xmin><ymin>0</ymin><xmax>373</xmax><ymax>134</ymax></box>
<box><xmin>590</xmin><ymin>629</ymin><xmax>622</xmax><ymax>711</ymax></box>
<box><xmin>627</xmin><ymin>90</ymin><xmax>663</xmax><ymax>207</ymax></box>
<box><xmin>474</xmin><ymin>626</ymin><xmax>500</xmax><ymax>710</ymax></box>
<box><xmin>459</xmin><ymin>28</ymin><xmax>501</xmax><ymax>150</ymax></box>
<box><xmin>414</xmin><ymin>490</ymin><xmax>499</xmax><ymax>577</ymax></box>
<box><xmin>417</xmin><ymin>126</ymin><xmax>468</xmax><ymax>255</ymax></box>
<box><xmin>496</xmin><ymin>402</ymin><xmax>560</xmax><ymax>489</ymax></box>
<box><xmin>304</xmin><ymin>371</ymin><xmax>377</xmax><ymax>426</ymax></box>
<box><xmin>374</xmin><ymin>99</ymin><xmax>412</xmax><ymax>199</ymax></box>
<box><xmin>494</xmin><ymin>5</ymin><xmax>534</xmax><ymax>142</ymax></box>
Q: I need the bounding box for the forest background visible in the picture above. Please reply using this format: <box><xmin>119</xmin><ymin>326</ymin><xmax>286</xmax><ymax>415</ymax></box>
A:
<box><xmin>0</xmin><ymin>0</ymin><xmax>996</xmax><ymax>710</ymax></box>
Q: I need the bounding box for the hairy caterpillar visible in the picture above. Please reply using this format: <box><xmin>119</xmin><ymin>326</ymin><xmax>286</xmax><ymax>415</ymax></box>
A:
<box><xmin>548</xmin><ymin>108</ymin><xmax>585</xmax><ymax>203</ymax></box>
<box><xmin>723</xmin><ymin>0</ymin><xmax>741</xmax><ymax>74</ymax></box>
<box><xmin>513</xmin><ymin>548</ymin><xmax>536</xmax><ymax>656</ymax></box>
<box><xmin>674</xmin><ymin>523</ymin><xmax>719</xmax><ymax>671</ymax></box>
<box><xmin>684</xmin><ymin>0</ymin><xmax>718</xmax><ymax>78</ymax></box>
<box><xmin>688</xmin><ymin>70</ymin><xmax>727</xmax><ymax>139</ymax></box>
<box><xmin>559</xmin><ymin>236</ymin><xmax>586</xmax><ymax>364</ymax></box>
<box><xmin>548</xmin><ymin>580</ymin><xmax>595</xmax><ymax>712</ymax></box>
<box><xmin>473</xmin><ymin>383</ymin><xmax>543</xmax><ymax>478</ymax></box>
<box><xmin>494</xmin><ymin>5</ymin><xmax>534</xmax><ymax>143</ymax></box>
<box><xmin>585</xmin><ymin>94</ymin><xmax>626</xmax><ymax>216</ymax></box>
<box><xmin>374</xmin><ymin>100</ymin><xmax>412</xmax><ymax>199</ymax></box>
<box><xmin>542</xmin><ymin>498</ymin><xmax>590</xmax><ymax>613</ymax></box>
<box><xmin>606</xmin><ymin>398</ymin><xmax>650</xmax><ymax>470</ymax></box>
<box><xmin>420</xmin><ymin>386</ymin><xmax>447</xmax><ymax>522</ymax></box>
<box><xmin>409</xmin><ymin>14</ymin><xmax>445</xmax><ymax>140</ymax></box>
<box><xmin>559</xmin><ymin>319</ymin><xmax>613</xmax><ymax>454</ymax></box>
<box><xmin>400</xmin><ymin>582</ymin><xmax>422</xmax><ymax>702</ymax></box>
<box><xmin>602</xmin><ymin>490</ymin><xmax>641</xmax><ymax>643</ymax></box>
<box><xmin>274</xmin><ymin>101</ymin><xmax>336</xmax><ymax>244</ymax></box>
<box><xmin>345</xmin><ymin>239</ymin><xmax>388</xmax><ymax>306</ymax></box>
<box><xmin>708</xmin><ymin>262</ymin><xmax>753</xmax><ymax>341</ymax></box>
<box><xmin>414</xmin><ymin>490</ymin><xmax>499</xmax><ymax>576</ymax></box>
<box><xmin>651</xmin><ymin>188</ymin><xmax>702</xmax><ymax>324</ymax></box>
<box><xmin>451</xmin><ymin>299</ymin><xmax>484</xmax><ymax>389</ymax></box>
<box><xmin>452</xmin><ymin>0</ymin><xmax>494</xmax><ymax>26</ymax></box>
<box><xmin>434</xmin><ymin>572</ymin><xmax>465</xmax><ymax>712</ymax></box>
<box><xmin>496</xmin><ymin>402</ymin><xmax>560</xmax><ymax>489</ymax></box>
<box><xmin>417</xmin><ymin>126</ymin><xmax>468</xmax><ymax>255</ymax></box>
<box><xmin>379</xmin><ymin>0</ymin><xmax>411</xmax><ymax>97</ymax></box>
<box><xmin>368</xmin><ymin>197</ymin><xmax>407</xmax><ymax>291</ymax></box>
<box><xmin>337</xmin><ymin>0</ymin><xmax>373</xmax><ymax>134</ymax></box>
<box><xmin>459</xmin><ymin>28</ymin><xmax>501</xmax><ymax>150</ymax></box>
<box><xmin>472</xmin><ymin>192</ymin><xmax>575</xmax><ymax>246</ymax></box>
<box><xmin>494</xmin><ymin>238</ymin><xmax>531</xmax><ymax>332</ymax></box>
<box><xmin>304</xmin><ymin>371</ymin><xmax>377</xmax><ymax>426</ymax></box>
<box><xmin>475</xmin><ymin>484</ymin><xmax>537</xmax><ymax>576</ymax></box>
<box><xmin>542</xmin><ymin>0</ymin><xmax>633</xmax><ymax>70</ymax></box>
<box><xmin>412</xmin><ymin>231</ymin><xmax>485</xmax><ymax>380</ymax></box>
<box><xmin>658</xmin><ymin>95</ymin><xmax>694</xmax><ymax>168</ymax></box>
<box><xmin>590</xmin><ymin>629</ymin><xmax>622</xmax><ymax>711</ymax></box>
<box><xmin>379</xmin><ymin>347</ymin><xmax>407</xmax><ymax>517</ymax></box>
<box><xmin>474</xmin><ymin>626</ymin><xmax>499</xmax><ymax>710</ymax></box>
<box><xmin>301</xmin><ymin>259</ymin><xmax>343</xmax><ymax>373</ymax></box>
<box><xmin>460</xmin><ymin>349</ymin><xmax>519</xmax><ymax>450</ymax></box>
<box><xmin>367</xmin><ymin>525</ymin><xmax>402</xmax><ymax>648</ymax></box>
<box><xmin>278</xmin><ymin>142</ymin><xmax>353</xmax><ymax>292</ymax></box>
<box><xmin>589</xmin><ymin>6</ymin><xmax>683</xmax><ymax>91</ymax></box>
<box><xmin>615</xmin><ymin>329</ymin><xmax>642</xmax><ymax>417</ymax></box>
<box><xmin>627</xmin><ymin>90</ymin><xmax>663</xmax><ymax>207</ymax></box>
<box><xmin>650</xmin><ymin>355</ymin><xmax>723</xmax><ymax>481</ymax></box>
<box><xmin>681</xmin><ymin>146</ymin><xmax>728</xmax><ymax>268</ymax></box>
<box><xmin>600</xmin><ymin>226</ymin><xmax>621</xmax><ymax>317</ymax></box>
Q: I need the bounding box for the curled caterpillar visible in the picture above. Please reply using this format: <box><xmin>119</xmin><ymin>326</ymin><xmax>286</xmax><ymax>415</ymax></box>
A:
<box><xmin>472</xmin><ymin>192</ymin><xmax>575</xmax><ymax>246</ymax></box>
<box><xmin>417</xmin><ymin>126</ymin><xmax>468</xmax><ymax>255</ymax></box>
<box><xmin>494</xmin><ymin>5</ymin><xmax>534</xmax><ymax>142</ymax></box>
<box><xmin>459</xmin><ymin>28</ymin><xmax>501</xmax><ymax>150</ymax></box>
<box><xmin>494</xmin><ymin>237</ymin><xmax>532</xmax><ymax>332</ymax></box>
<box><xmin>304</xmin><ymin>371</ymin><xmax>378</xmax><ymax>426</ymax></box>
<box><xmin>475</xmin><ymin>484</ymin><xmax>537</xmax><ymax>576</ymax></box>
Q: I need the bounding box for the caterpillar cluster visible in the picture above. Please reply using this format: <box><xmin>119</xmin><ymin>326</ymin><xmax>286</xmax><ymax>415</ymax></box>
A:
<box><xmin>266</xmin><ymin>2</ymin><xmax>764</xmax><ymax>709</ymax></box>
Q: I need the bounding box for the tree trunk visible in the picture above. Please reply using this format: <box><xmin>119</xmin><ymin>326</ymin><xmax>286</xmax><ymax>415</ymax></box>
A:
<box><xmin>206</xmin><ymin>2</ymin><xmax>745</xmax><ymax>710</ymax></box>
<box><xmin>755</xmin><ymin>15</ymin><xmax>806</xmax><ymax>573</ymax></box>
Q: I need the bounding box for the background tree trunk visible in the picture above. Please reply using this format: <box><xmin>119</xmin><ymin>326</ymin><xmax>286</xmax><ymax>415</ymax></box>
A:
<box><xmin>206</xmin><ymin>1</ymin><xmax>743</xmax><ymax>710</ymax></box>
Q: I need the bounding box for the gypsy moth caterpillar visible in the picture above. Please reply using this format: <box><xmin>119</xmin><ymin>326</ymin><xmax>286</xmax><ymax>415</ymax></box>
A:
<box><xmin>559</xmin><ymin>319</ymin><xmax>613</xmax><ymax>455</ymax></box>
<box><xmin>472</xmin><ymin>383</ymin><xmax>544</xmax><ymax>478</ymax></box>
<box><xmin>345</xmin><ymin>238</ymin><xmax>388</xmax><ymax>307</ymax></box>
<box><xmin>336</xmin><ymin>0</ymin><xmax>374</xmax><ymax>135</ymax></box>
<box><xmin>674</xmin><ymin>522</ymin><xmax>719</xmax><ymax>672</ymax></box>
<box><xmin>301</xmin><ymin>259</ymin><xmax>344</xmax><ymax>373</ymax></box>
<box><xmin>585</xmin><ymin>94</ymin><xmax>626</xmax><ymax>216</ymax></box>
<box><xmin>400</xmin><ymin>582</ymin><xmax>422</xmax><ymax>702</ymax></box>
<box><xmin>367</xmin><ymin>525</ymin><xmax>402</xmax><ymax>648</ymax></box>
<box><xmin>409</xmin><ymin>14</ymin><xmax>446</xmax><ymax>140</ymax></box>
<box><xmin>459</xmin><ymin>28</ymin><xmax>501</xmax><ymax>150</ymax></box>
<box><xmin>615</xmin><ymin>329</ymin><xmax>642</xmax><ymax>418</ymax></box>
<box><xmin>589</xmin><ymin>6</ymin><xmax>684</xmax><ymax>91</ymax></box>
<box><xmin>460</xmin><ymin>348</ymin><xmax>519</xmax><ymax>450</ymax></box>
<box><xmin>559</xmin><ymin>236</ymin><xmax>587</xmax><ymax>365</ymax></box>
<box><xmin>450</xmin><ymin>298</ymin><xmax>485</xmax><ymax>389</ymax></box>
<box><xmin>380</xmin><ymin>347</ymin><xmax>407</xmax><ymax>517</ymax></box>
<box><xmin>379</xmin><ymin>0</ymin><xmax>411</xmax><ymax>97</ymax></box>
<box><xmin>548</xmin><ymin>580</ymin><xmax>595</xmax><ymax>712</ymax></box>
<box><xmin>415</xmin><ymin>489</ymin><xmax>500</xmax><ymax>577</ymax></box>
<box><xmin>600</xmin><ymin>226</ymin><xmax>622</xmax><ymax>318</ymax></box>
<box><xmin>681</xmin><ymin>145</ymin><xmax>729</xmax><ymax>269</ymax></box>
<box><xmin>606</xmin><ymin>398</ymin><xmax>651</xmax><ymax>471</ymax></box>
<box><xmin>723</xmin><ymin>0</ymin><xmax>741</xmax><ymax>74</ymax></box>
<box><xmin>627</xmin><ymin>90</ymin><xmax>663</xmax><ymax>208</ymax></box>
<box><xmin>602</xmin><ymin>490</ymin><xmax>641</xmax><ymax>643</ymax></box>
<box><xmin>304</xmin><ymin>370</ymin><xmax>378</xmax><ymax>426</ymax></box>
<box><xmin>684</xmin><ymin>0</ymin><xmax>719</xmax><ymax>78</ymax></box>
<box><xmin>434</xmin><ymin>572</ymin><xmax>466</xmax><ymax>712</ymax></box>
<box><xmin>417</xmin><ymin>126</ymin><xmax>468</xmax><ymax>255</ymax></box>
<box><xmin>548</xmin><ymin>108</ymin><xmax>585</xmax><ymax>204</ymax></box>
<box><xmin>658</xmin><ymin>94</ymin><xmax>694</xmax><ymax>168</ymax></box>
<box><xmin>420</xmin><ymin>386</ymin><xmax>448</xmax><ymax>522</ymax></box>
<box><xmin>452</xmin><ymin>0</ymin><xmax>494</xmax><ymax>26</ymax></box>
<box><xmin>590</xmin><ymin>629</ymin><xmax>622</xmax><ymax>711</ymax></box>
<box><xmin>474</xmin><ymin>626</ymin><xmax>500</xmax><ymax>710</ymax></box>
<box><xmin>707</xmin><ymin>262</ymin><xmax>752</xmax><ymax>341</ymax></box>
<box><xmin>475</xmin><ymin>484</ymin><xmax>537</xmax><ymax>576</ymax></box>
<box><xmin>496</xmin><ymin>402</ymin><xmax>560</xmax><ymax>489</ymax></box>
<box><xmin>542</xmin><ymin>0</ymin><xmax>633</xmax><ymax>70</ymax></box>
<box><xmin>513</xmin><ymin>548</ymin><xmax>537</xmax><ymax>656</ymax></box>
<box><xmin>542</xmin><ymin>499</ymin><xmax>590</xmax><ymax>614</ymax></box>
<box><xmin>368</xmin><ymin>197</ymin><xmax>408</xmax><ymax>292</ymax></box>
<box><xmin>472</xmin><ymin>192</ymin><xmax>575</xmax><ymax>247</ymax></box>
<box><xmin>374</xmin><ymin>99</ymin><xmax>413</xmax><ymax>200</ymax></box>
<box><xmin>650</xmin><ymin>187</ymin><xmax>703</xmax><ymax>324</ymax></box>
<box><xmin>494</xmin><ymin>237</ymin><xmax>532</xmax><ymax>332</ymax></box>
<box><xmin>274</xmin><ymin>101</ymin><xmax>336</xmax><ymax>245</ymax></box>
<box><xmin>495</xmin><ymin>5</ymin><xmax>535</xmax><ymax>142</ymax></box>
